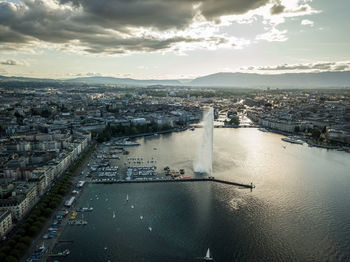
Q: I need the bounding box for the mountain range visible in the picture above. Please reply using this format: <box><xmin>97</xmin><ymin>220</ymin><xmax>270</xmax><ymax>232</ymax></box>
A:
<box><xmin>190</xmin><ymin>71</ymin><xmax>350</xmax><ymax>88</ymax></box>
<box><xmin>67</xmin><ymin>76</ymin><xmax>182</xmax><ymax>86</ymax></box>
<box><xmin>1</xmin><ymin>71</ymin><xmax>350</xmax><ymax>88</ymax></box>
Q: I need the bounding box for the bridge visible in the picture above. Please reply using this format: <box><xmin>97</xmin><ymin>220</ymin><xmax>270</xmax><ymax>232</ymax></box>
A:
<box><xmin>90</xmin><ymin>177</ymin><xmax>255</xmax><ymax>189</ymax></box>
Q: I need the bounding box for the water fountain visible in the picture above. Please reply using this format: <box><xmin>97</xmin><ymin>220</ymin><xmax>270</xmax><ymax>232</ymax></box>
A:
<box><xmin>194</xmin><ymin>107</ymin><xmax>214</xmax><ymax>175</ymax></box>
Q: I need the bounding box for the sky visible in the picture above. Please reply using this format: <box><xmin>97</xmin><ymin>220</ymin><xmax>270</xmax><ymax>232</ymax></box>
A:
<box><xmin>0</xmin><ymin>0</ymin><xmax>349</xmax><ymax>79</ymax></box>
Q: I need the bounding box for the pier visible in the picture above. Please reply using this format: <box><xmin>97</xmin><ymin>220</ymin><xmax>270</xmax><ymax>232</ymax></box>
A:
<box><xmin>192</xmin><ymin>124</ymin><xmax>258</xmax><ymax>128</ymax></box>
<box><xmin>91</xmin><ymin>177</ymin><xmax>255</xmax><ymax>189</ymax></box>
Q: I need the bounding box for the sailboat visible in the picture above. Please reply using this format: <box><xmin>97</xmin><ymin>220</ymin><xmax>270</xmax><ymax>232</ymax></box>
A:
<box><xmin>203</xmin><ymin>248</ymin><xmax>213</xmax><ymax>261</ymax></box>
<box><xmin>81</xmin><ymin>213</ymin><xmax>88</xmax><ymax>225</ymax></box>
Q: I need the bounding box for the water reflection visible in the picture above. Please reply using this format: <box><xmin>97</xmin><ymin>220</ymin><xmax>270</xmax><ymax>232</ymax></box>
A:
<box><xmin>54</xmin><ymin>128</ymin><xmax>350</xmax><ymax>262</ymax></box>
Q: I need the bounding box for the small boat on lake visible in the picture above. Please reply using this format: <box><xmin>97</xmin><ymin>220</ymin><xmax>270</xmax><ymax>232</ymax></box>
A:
<box><xmin>203</xmin><ymin>248</ymin><xmax>213</xmax><ymax>261</ymax></box>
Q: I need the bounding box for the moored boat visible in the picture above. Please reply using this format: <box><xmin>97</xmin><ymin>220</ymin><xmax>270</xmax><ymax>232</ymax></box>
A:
<box><xmin>281</xmin><ymin>137</ymin><xmax>303</xmax><ymax>145</ymax></box>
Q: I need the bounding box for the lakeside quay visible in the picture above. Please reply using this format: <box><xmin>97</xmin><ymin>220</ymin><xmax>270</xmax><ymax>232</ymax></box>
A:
<box><xmin>21</xmin><ymin>142</ymin><xmax>97</xmax><ymax>262</ymax></box>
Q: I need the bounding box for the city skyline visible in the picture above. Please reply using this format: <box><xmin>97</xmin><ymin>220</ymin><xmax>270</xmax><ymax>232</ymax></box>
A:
<box><xmin>0</xmin><ymin>0</ymin><xmax>349</xmax><ymax>79</ymax></box>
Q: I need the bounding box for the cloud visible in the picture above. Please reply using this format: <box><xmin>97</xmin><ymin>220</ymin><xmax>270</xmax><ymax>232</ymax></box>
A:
<box><xmin>301</xmin><ymin>19</ymin><xmax>314</xmax><ymax>26</ymax></box>
<box><xmin>0</xmin><ymin>59</ymin><xmax>27</xmax><ymax>66</ymax></box>
<box><xmin>243</xmin><ymin>62</ymin><xmax>350</xmax><ymax>72</ymax></box>
<box><xmin>86</xmin><ymin>72</ymin><xmax>102</xmax><ymax>76</ymax></box>
<box><xmin>0</xmin><ymin>59</ymin><xmax>17</xmax><ymax>65</ymax></box>
<box><xmin>197</xmin><ymin>0</ymin><xmax>270</xmax><ymax>20</ymax></box>
<box><xmin>0</xmin><ymin>0</ymin><xmax>320</xmax><ymax>54</ymax></box>
<box><xmin>256</xmin><ymin>27</ymin><xmax>288</xmax><ymax>42</ymax></box>
<box><xmin>270</xmin><ymin>1</ymin><xmax>285</xmax><ymax>15</ymax></box>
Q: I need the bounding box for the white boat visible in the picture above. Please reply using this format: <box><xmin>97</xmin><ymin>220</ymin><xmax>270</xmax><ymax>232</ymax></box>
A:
<box><xmin>113</xmin><ymin>212</ymin><xmax>116</xmax><ymax>218</ymax></box>
<box><xmin>148</xmin><ymin>227</ymin><xmax>152</xmax><ymax>232</ymax></box>
<box><xmin>78</xmin><ymin>207</ymin><xmax>93</xmax><ymax>212</ymax></box>
<box><xmin>203</xmin><ymin>248</ymin><xmax>213</xmax><ymax>261</ymax></box>
<box><xmin>115</xmin><ymin>139</ymin><xmax>140</xmax><ymax>147</ymax></box>
<box><xmin>258</xmin><ymin>127</ymin><xmax>268</xmax><ymax>132</ymax></box>
<box><xmin>281</xmin><ymin>137</ymin><xmax>303</xmax><ymax>145</ymax></box>
<box><xmin>126</xmin><ymin>194</ymin><xmax>129</xmax><ymax>201</ymax></box>
<box><xmin>53</xmin><ymin>249</ymin><xmax>70</xmax><ymax>257</ymax></box>
<box><xmin>140</xmin><ymin>216</ymin><xmax>143</xmax><ymax>220</ymax></box>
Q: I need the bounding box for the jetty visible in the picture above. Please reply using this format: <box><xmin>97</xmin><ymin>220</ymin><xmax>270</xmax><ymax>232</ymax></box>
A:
<box><xmin>91</xmin><ymin>177</ymin><xmax>255</xmax><ymax>189</ymax></box>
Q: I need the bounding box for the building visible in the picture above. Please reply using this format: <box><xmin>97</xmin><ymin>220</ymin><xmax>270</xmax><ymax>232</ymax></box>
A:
<box><xmin>0</xmin><ymin>210</ymin><xmax>12</xmax><ymax>238</ymax></box>
<box><xmin>0</xmin><ymin>183</ymin><xmax>38</xmax><ymax>220</ymax></box>
<box><xmin>0</xmin><ymin>195</ymin><xmax>26</xmax><ymax>220</ymax></box>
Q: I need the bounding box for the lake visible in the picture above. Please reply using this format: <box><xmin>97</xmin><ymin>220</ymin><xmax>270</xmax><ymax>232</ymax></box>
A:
<box><xmin>53</xmin><ymin>128</ymin><xmax>350</xmax><ymax>262</ymax></box>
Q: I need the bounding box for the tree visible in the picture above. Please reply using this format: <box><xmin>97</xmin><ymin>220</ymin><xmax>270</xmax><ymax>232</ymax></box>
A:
<box><xmin>28</xmin><ymin>226</ymin><xmax>40</xmax><ymax>236</ymax></box>
<box><xmin>4</xmin><ymin>255</ymin><xmax>17</xmax><ymax>262</ymax></box>
<box><xmin>9</xmin><ymin>249</ymin><xmax>22</xmax><ymax>259</ymax></box>
<box><xmin>0</xmin><ymin>252</ymin><xmax>6</xmax><ymax>261</ymax></box>
<box><xmin>311</xmin><ymin>128</ymin><xmax>321</xmax><ymax>139</ymax></box>
<box><xmin>14</xmin><ymin>242</ymin><xmax>28</xmax><ymax>253</ymax></box>
<box><xmin>20</xmin><ymin>236</ymin><xmax>32</xmax><ymax>246</ymax></box>
<box><xmin>229</xmin><ymin>118</ymin><xmax>240</xmax><ymax>126</ymax></box>
<box><xmin>0</xmin><ymin>245</ymin><xmax>11</xmax><ymax>254</ymax></box>
<box><xmin>7</xmin><ymin>239</ymin><xmax>16</xmax><ymax>247</ymax></box>
<box><xmin>40</xmin><ymin>109</ymin><xmax>51</xmax><ymax>118</ymax></box>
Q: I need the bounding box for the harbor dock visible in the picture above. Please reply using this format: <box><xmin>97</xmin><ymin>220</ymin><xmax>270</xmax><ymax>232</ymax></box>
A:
<box><xmin>90</xmin><ymin>177</ymin><xmax>255</xmax><ymax>189</ymax></box>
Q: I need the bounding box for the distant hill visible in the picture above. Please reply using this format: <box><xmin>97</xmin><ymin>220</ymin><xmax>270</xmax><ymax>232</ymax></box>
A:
<box><xmin>190</xmin><ymin>71</ymin><xmax>350</xmax><ymax>88</ymax></box>
<box><xmin>0</xmin><ymin>75</ymin><xmax>56</xmax><ymax>82</ymax></box>
<box><xmin>66</xmin><ymin>76</ymin><xmax>181</xmax><ymax>86</ymax></box>
<box><xmin>1</xmin><ymin>71</ymin><xmax>350</xmax><ymax>88</ymax></box>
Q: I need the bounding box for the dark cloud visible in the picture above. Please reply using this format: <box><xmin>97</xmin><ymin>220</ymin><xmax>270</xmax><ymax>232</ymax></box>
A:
<box><xmin>197</xmin><ymin>0</ymin><xmax>270</xmax><ymax>19</ymax></box>
<box><xmin>60</xmin><ymin>0</ymin><xmax>271</xmax><ymax>24</ymax></box>
<box><xmin>0</xmin><ymin>0</ymin><xmax>272</xmax><ymax>54</ymax></box>
<box><xmin>0</xmin><ymin>59</ymin><xmax>18</xmax><ymax>66</ymax></box>
<box><xmin>270</xmin><ymin>1</ymin><xmax>285</xmax><ymax>15</ymax></box>
<box><xmin>0</xmin><ymin>25</ymin><xmax>33</xmax><ymax>44</ymax></box>
<box><xmin>77</xmin><ymin>35</ymin><xmax>204</xmax><ymax>54</ymax></box>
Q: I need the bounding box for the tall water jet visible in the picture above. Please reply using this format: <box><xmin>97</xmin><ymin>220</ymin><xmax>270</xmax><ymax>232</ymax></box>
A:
<box><xmin>194</xmin><ymin>107</ymin><xmax>214</xmax><ymax>175</ymax></box>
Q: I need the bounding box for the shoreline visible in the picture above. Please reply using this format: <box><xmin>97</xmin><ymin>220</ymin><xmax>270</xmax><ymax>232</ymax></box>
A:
<box><xmin>21</xmin><ymin>143</ymin><xmax>97</xmax><ymax>262</ymax></box>
<box><xmin>256</xmin><ymin>127</ymin><xmax>350</xmax><ymax>152</ymax></box>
